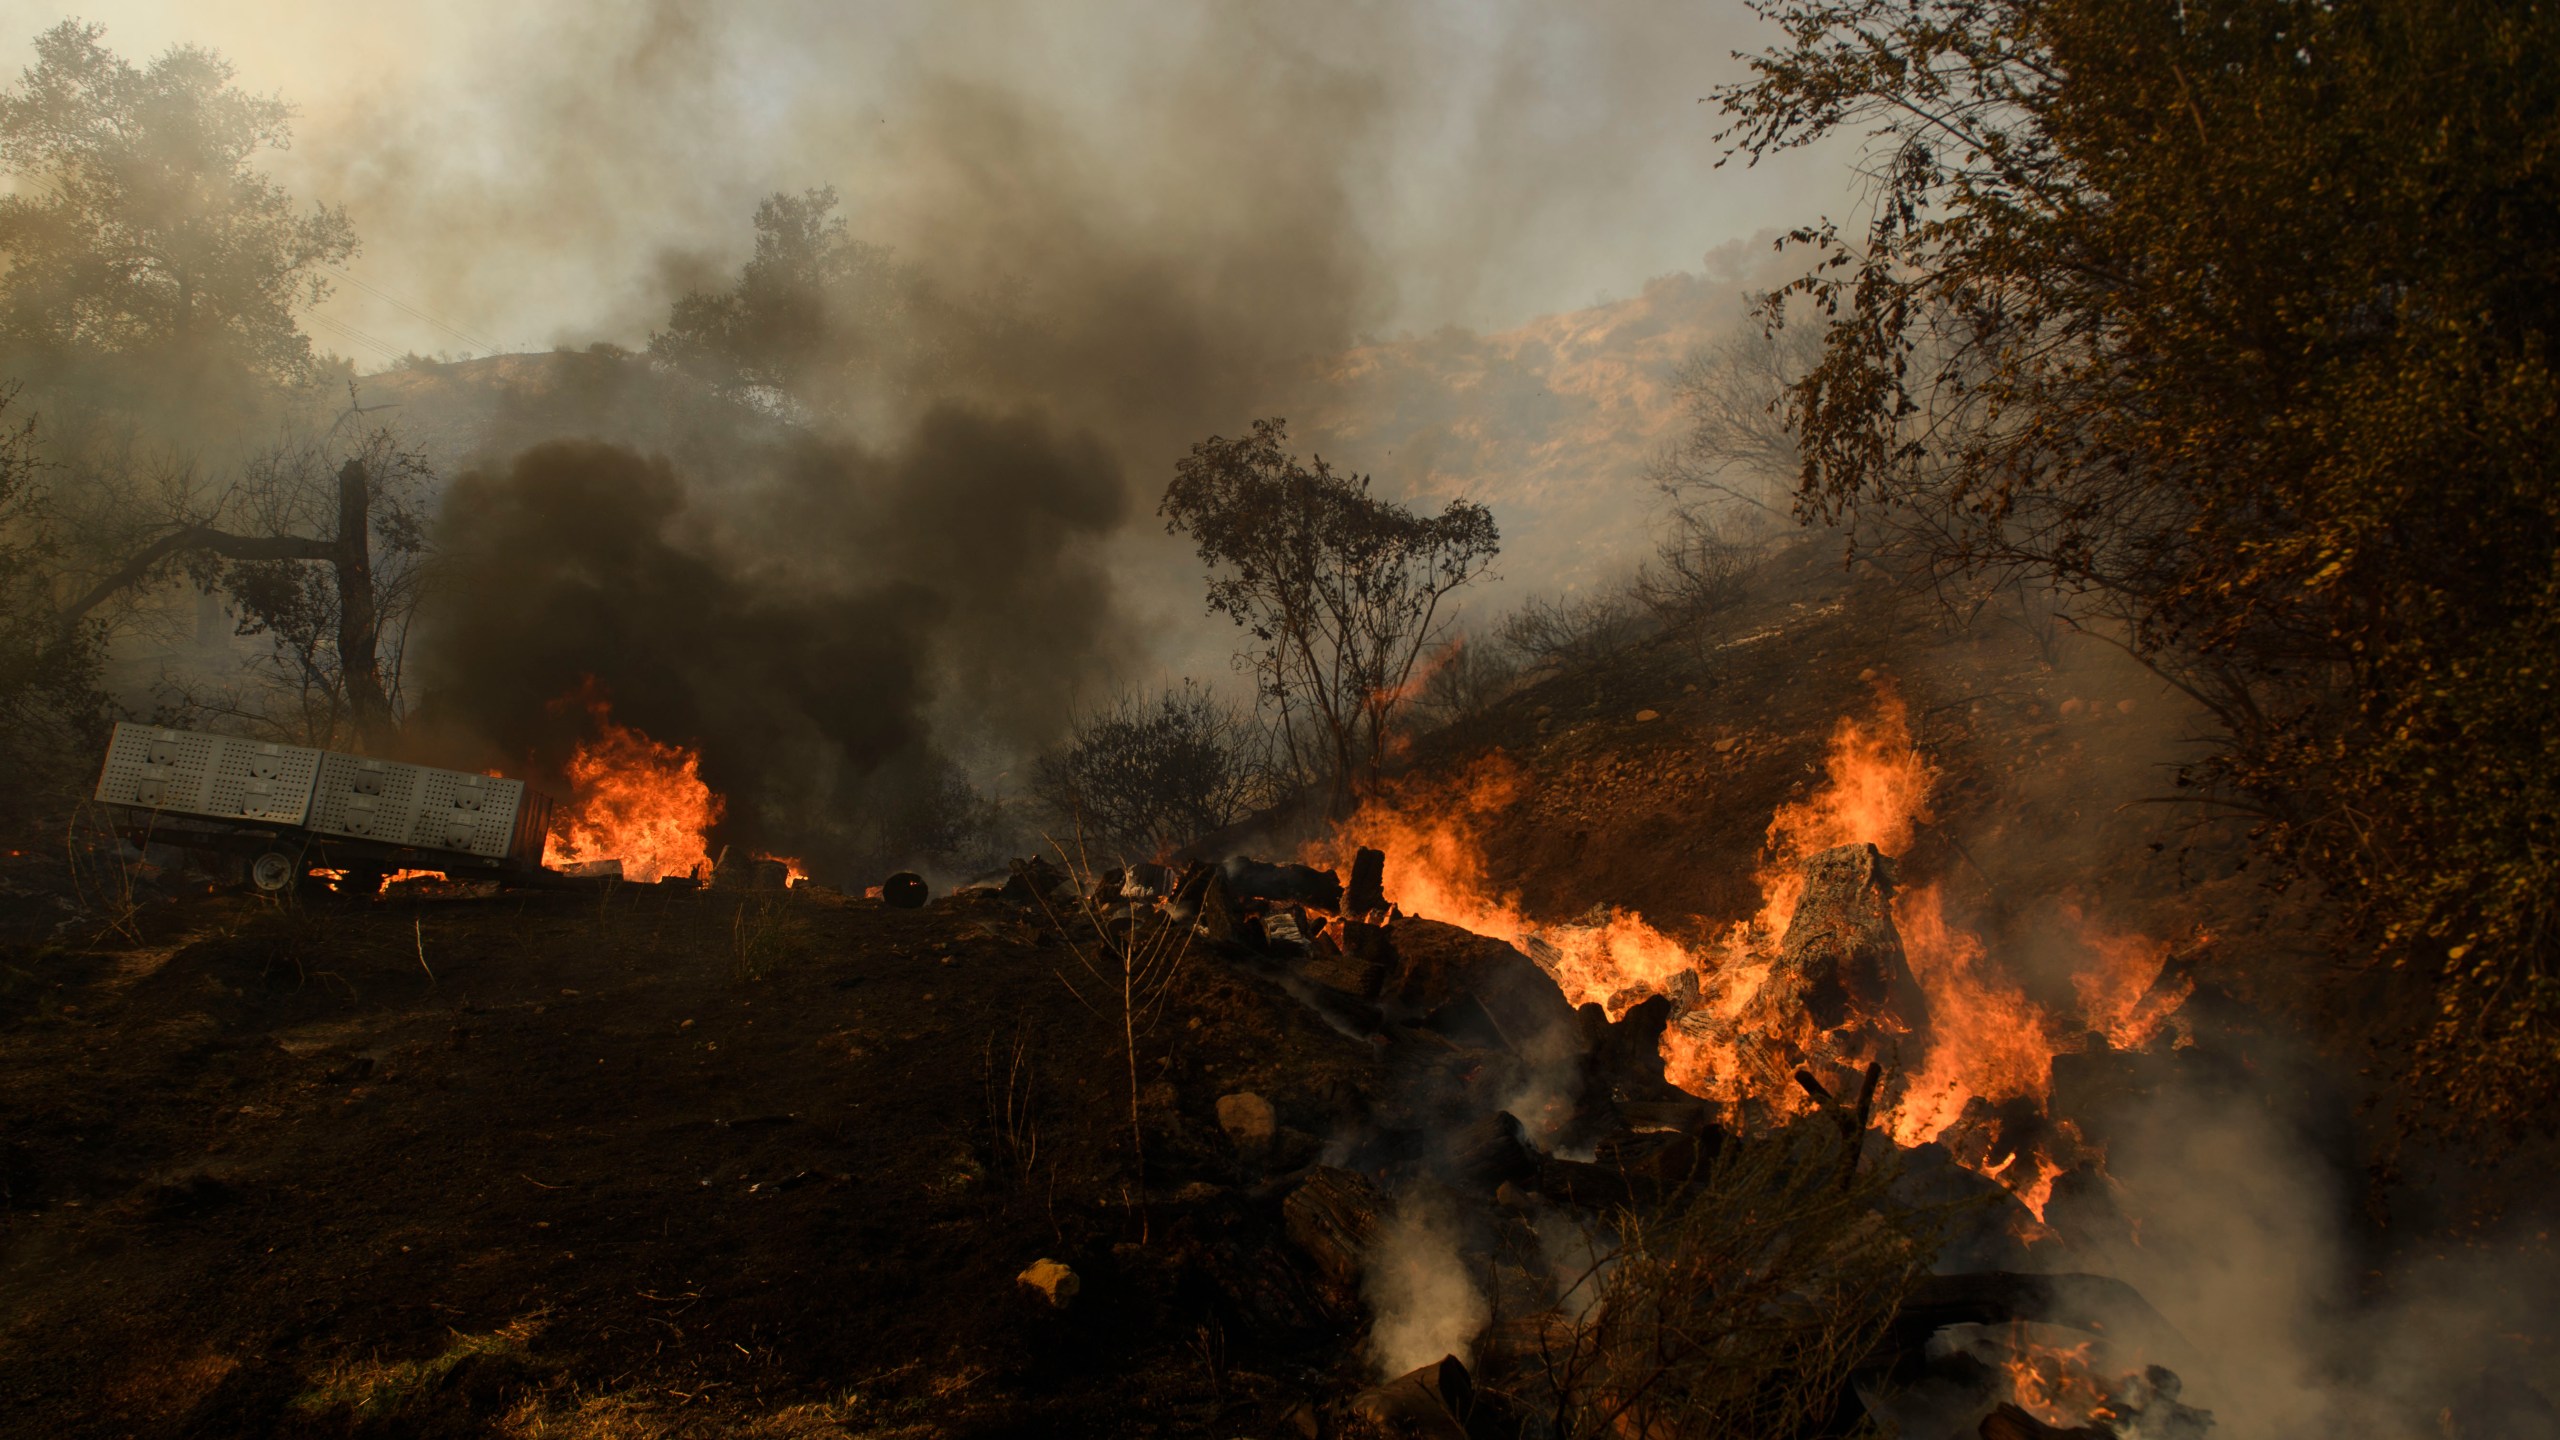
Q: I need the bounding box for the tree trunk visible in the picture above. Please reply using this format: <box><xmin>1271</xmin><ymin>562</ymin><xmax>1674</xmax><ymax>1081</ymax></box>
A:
<box><xmin>332</xmin><ymin>459</ymin><xmax>397</xmax><ymax>753</ymax></box>
<box><xmin>57</xmin><ymin>460</ymin><xmax>397</xmax><ymax>752</ymax></box>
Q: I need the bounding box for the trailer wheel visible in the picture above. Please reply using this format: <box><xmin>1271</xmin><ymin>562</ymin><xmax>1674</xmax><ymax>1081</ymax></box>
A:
<box><xmin>249</xmin><ymin>851</ymin><xmax>298</xmax><ymax>894</ymax></box>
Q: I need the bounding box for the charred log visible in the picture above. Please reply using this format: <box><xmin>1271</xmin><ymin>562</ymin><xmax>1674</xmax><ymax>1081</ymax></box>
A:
<box><xmin>1979</xmin><ymin>1403</ymin><xmax>2107</xmax><ymax>1440</ymax></box>
<box><xmin>1347</xmin><ymin>845</ymin><xmax>1388</xmax><ymax>918</ymax></box>
<box><xmin>1387</xmin><ymin>918</ymin><xmax>1580</xmax><ymax>1060</ymax></box>
<box><xmin>1222</xmin><ymin>857</ymin><xmax>1343</xmax><ymax>911</ymax></box>
<box><xmin>1346</xmin><ymin>1355</ymin><xmax>1472</xmax><ymax>1439</ymax></box>
<box><xmin>1280</xmin><ymin>1165</ymin><xmax>1383</xmax><ymax>1309</ymax></box>
<box><xmin>1880</xmin><ymin>1271</ymin><xmax>2193</xmax><ymax>1373</ymax></box>
<box><xmin>1448</xmin><ymin>1111</ymin><xmax>1537</xmax><ymax>1191</ymax></box>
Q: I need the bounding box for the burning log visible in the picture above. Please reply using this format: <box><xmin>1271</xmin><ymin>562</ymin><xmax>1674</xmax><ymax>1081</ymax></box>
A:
<box><xmin>1780</xmin><ymin>842</ymin><xmax>1927</xmax><ymax>1035</ymax></box>
<box><xmin>1693</xmin><ymin>842</ymin><xmax>1928</xmax><ymax>1108</ymax></box>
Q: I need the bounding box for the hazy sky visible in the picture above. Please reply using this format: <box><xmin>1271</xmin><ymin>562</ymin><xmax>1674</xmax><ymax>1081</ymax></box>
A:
<box><xmin>6</xmin><ymin>1</ymin><xmax>1863</xmax><ymax>365</ymax></box>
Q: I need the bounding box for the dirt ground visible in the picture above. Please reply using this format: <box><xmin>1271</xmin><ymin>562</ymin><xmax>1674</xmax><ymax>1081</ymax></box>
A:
<box><xmin>0</xmin><ymin>878</ymin><xmax>1397</xmax><ymax>1438</ymax></box>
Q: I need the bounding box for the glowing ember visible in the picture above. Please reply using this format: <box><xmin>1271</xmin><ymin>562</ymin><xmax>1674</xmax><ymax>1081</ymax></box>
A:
<box><xmin>543</xmin><ymin>697</ymin><xmax>723</xmax><ymax>884</ymax></box>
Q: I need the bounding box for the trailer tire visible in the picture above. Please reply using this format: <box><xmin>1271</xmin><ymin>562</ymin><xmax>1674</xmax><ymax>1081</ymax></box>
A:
<box><xmin>249</xmin><ymin>851</ymin><xmax>298</xmax><ymax>894</ymax></box>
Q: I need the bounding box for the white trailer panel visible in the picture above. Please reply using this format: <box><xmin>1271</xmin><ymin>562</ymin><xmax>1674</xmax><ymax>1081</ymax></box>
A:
<box><xmin>305</xmin><ymin>751</ymin><xmax>525</xmax><ymax>861</ymax></box>
<box><xmin>93</xmin><ymin>723</ymin><xmax>321</xmax><ymax>825</ymax></box>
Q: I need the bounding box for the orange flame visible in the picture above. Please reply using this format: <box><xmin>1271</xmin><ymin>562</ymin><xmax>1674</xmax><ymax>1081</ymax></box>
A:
<box><xmin>1324</xmin><ymin>753</ymin><xmax>1700</xmax><ymax>1013</ymax></box>
<box><xmin>2067</xmin><ymin>903</ymin><xmax>2197</xmax><ymax>1051</ymax></box>
<box><xmin>1887</xmin><ymin>884</ymin><xmax>2060</xmax><ymax>1149</ymax></box>
<box><xmin>543</xmin><ymin>695</ymin><xmax>723</xmax><ymax>884</ymax></box>
<box><xmin>1323</xmin><ymin>689</ymin><xmax>2187</xmax><ymax>1217</ymax></box>
<box><xmin>1997</xmin><ymin>1326</ymin><xmax>2132</xmax><ymax>1430</ymax></box>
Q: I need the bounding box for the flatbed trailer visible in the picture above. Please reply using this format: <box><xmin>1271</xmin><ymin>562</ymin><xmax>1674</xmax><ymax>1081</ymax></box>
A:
<box><xmin>91</xmin><ymin>722</ymin><xmax>557</xmax><ymax>894</ymax></box>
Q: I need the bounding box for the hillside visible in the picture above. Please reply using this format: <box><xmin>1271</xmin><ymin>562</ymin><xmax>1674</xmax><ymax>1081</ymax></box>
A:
<box><xmin>7</xmin><ymin>544</ymin><xmax>2551</xmax><ymax>1438</ymax></box>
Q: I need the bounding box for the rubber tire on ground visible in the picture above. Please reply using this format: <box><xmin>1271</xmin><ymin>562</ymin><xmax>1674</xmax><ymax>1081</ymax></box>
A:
<box><xmin>249</xmin><ymin>851</ymin><xmax>298</xmax><ymax>894</ymax></box>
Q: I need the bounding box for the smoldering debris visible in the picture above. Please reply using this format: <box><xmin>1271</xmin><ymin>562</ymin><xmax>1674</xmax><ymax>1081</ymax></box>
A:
<box><xmin>1001</xmin><ymin>837</ymin><xmax>2549</xmax><ymax>1439</ymax></box>
<box><xmin>405</xmin><ymin>404</ymin><xmax>1129</xmax><ymax>879</ymax></box>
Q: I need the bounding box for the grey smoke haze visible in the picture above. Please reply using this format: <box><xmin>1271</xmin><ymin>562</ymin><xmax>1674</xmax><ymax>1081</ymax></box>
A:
<box><xmin>2064</xmin><ymin>1063</ymin><xmax>2560</xmax><ymax>1439</ymax></box>
<box><xmin>11</xmin><ymin>2</ymin><xmax>1860</xmax><ymax>357</ymax></box>
<box><xmin>12</xmin><ymin>2</ymin><xmax>1858</xmax><ymax>873</ymax></box>
<box><xmin>17</xmin><ymin>2</ymin><xmax>1862</xmax><ymax>752</ymax></box>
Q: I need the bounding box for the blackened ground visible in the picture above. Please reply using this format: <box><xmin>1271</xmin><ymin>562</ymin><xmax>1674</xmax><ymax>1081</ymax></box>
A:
<box><xmin>0</xmin><ymin>883</ymin><xmax>1383</xmax><ymax>1438</ymax></box>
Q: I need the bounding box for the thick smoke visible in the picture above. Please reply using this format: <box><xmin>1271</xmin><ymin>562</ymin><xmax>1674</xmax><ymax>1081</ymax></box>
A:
<box><xmin>406</xmin><ymin>406</ymin><xmax>1127</xmax><ymax>878</ymax></box>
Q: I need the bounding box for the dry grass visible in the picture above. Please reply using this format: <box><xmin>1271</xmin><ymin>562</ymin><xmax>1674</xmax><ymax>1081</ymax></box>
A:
<box><xmin>728</xmin><ymin>890</ymin><xmax>806</xmax><ymax>982</ymax></box>
<box><xmin>1511</xmin><ymin>1127</ymin><xmax>1935</xmax><ymax>1440</ymax></box>
<box><xmin>292</xmin><ymin>1316</ymin><xmax>542</xmax><ymax>1422</ymax></box>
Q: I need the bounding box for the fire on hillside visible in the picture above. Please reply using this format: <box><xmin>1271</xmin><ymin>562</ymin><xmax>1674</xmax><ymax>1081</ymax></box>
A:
<box><xmin>539</xmin><ymin>689</ymin><xmax>803</xmax><ymax>887</ymax></box>
<box><xmin>1318</xmin><ymin>692</ymin><xmax>2198</xmax><ymax>1223</ymax></box>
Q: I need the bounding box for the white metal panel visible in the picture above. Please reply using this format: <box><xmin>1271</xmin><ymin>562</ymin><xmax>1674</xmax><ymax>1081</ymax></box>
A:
<box><xmin>404</xmin><ymin>768</ymin><xmax>527</xmax><ymax>860</ymax></box>
<box><xmin>308</xmin><ymin>752</ymin><xmax>426</xmax><ymax>843</ymax></box>
<box><xmin>93</xmin><ymin>722</ymin><xmax>319</xmax><ymax>825</ymax></box>
<box><xmin>97</xmin><ymin>722</ymin><xmax>532</xmax><ymax>862</ymax></box>
<box><xmin>309</xmin><ymin>753</ymin><xmax>528</xmax><ymax>860</ymax></box>
<box><xmin>205</xmin><ymin>737</ymin><xmax>323</xmax><ymax>823</ymax></box>
<box><xmin>95</xmin><ymin>723</ymin><xmax>217</xmax><ymax>813</ymax></box>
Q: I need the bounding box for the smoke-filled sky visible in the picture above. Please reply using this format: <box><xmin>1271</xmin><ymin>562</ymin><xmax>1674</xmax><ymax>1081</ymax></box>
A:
<box><xmin>8</xmin><ymin>1</ymin><xmax>1860</xmax><ymax>360</ymax></box>
<box><xmin>9</xmin><ymin>1</ymin><xmax>1873</xmax><ymax>872</ymax></box>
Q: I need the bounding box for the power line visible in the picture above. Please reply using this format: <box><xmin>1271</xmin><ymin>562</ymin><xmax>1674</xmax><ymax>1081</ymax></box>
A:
<box><xmin>320</xmin><ymin>264</ymin><xmax>501</xmax><ymax>355</ymax></box>
<box><xmin>304</xmin><ymin>311</ymin><xmax>409</xmax><ymax>364</ymax></box>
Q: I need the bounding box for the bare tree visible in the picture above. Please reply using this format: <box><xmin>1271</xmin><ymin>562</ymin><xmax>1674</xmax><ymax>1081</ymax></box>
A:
<box><xmin>55</xmin><ymin>417</ymin><xmax>431</xmax><ymax>752</ymax></box>
<box><xmin>1029</xmin><ymin>681</ymin><xmax>1276</xmax><ymax>861</ymax></box>
<box><xmin>1652</xmin><ymin>311</ymin><xmax>1825</xmax><ymax>523</ymax></box>
<box><xmin>1161</xmin><ymin>419</ymin><xmax>1498</xmax><ymax>811</ymax></box>
<box><xmin>1499</xmin><ymin>589</ymin><xmax>1654</xmax><ymax>673</ymax></box>
<box><xmin>1407</xmin><ymin>632</ymin><xmax>1522</xmax><ymax>730</ymax></box>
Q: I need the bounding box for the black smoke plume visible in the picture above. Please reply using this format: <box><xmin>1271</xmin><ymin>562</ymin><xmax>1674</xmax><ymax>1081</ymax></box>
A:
<box><xmin>406</xmin><ymin>404</ymin><xmax>1126</xmax><ymax>879</ymax></box>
